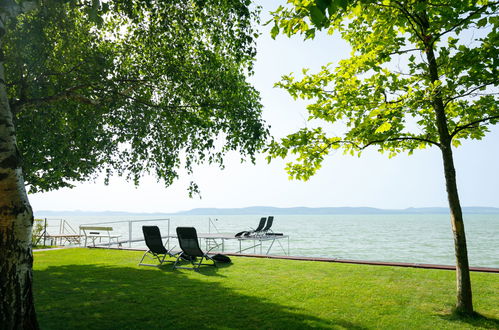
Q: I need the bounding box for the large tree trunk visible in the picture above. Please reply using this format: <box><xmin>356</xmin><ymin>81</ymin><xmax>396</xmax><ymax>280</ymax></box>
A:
<box><xmin>0</xmin><ymin>39</ymin><xmax>39</xmax><ymax>328</ymax></box>
<box><xmin>424</xmin><ymin>33</ymin><xmax>474</xmax><ymax>313</ymax></box>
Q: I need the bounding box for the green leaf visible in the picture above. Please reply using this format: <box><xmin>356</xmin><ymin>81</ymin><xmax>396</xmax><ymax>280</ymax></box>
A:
<box><xmin>327</xmin><ymin>1</ymin><xmax>338</xmax><ymax>16</ymax></box>
<box><xmin>270</xmin><ymin>24</ymin><xmax>280</xmax><ymax>39</ymax></box>
<box><xmin>477</xmin><ymin>17</ymin><xmax>488</xmax><ymax>27</ymax></box>
<box><xmin>309</xmin><ymin>6</ymin><xmax>325</xmax><ymax>26</ymax></box>
<box><xmin>337</xmin><ymin>0</ymin><xmax>349</xmax><ymax>10</ymax></box>
<box><xmin>305</xmin><ymin>28</ymin><xmax>316</xmax><ymax>40</ymax></box>
<box><xmin>375</xmin><ymin>122</ymin><xmax>392</xmax><ymax>134</ymax></box>
<box><xmin>315</xmin><ymin>0</ymin><xmax>331</xmax><ymax>11</ymax></box>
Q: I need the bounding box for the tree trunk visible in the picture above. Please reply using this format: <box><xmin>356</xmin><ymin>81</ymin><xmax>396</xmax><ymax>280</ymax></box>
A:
<box><xmin>439</xmin><ymin>143</ymin><xmax>473</xmax><ymax>314</ymax></box>
<box><xmin>424</xmin><ymin>32</ymin><xmax>474</xmax><ymax>313</ymax></box>
<box><xmin>0</xmin><ymin>38</ymin><xmax>39</xmax><ymax>328</ymax></box>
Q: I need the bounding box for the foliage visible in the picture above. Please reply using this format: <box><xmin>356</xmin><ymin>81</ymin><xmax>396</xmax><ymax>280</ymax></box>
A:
<box><xmin>266</xmin><ymin>0</ymin><xmax>498</xmax><ymax>180</ymax></box>
<box><xmin>33</xmin><ymin>248</ymin><xmax>499</xmax><ymax>329</ymax></box>
<box><xmin>4</xmin><ymin>0</ymin><xmax>267</xmax><ymax>194</ymax></box>
<box><xmin>31</xmin><ymin>219</ymin><xmax>44</xmax><ymax>245</ymax></box>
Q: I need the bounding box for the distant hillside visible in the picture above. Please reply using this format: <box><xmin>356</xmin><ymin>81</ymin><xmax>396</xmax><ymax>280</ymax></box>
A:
<box><xmin>175</xmin><ymin>206</ymin><xmax>499</xmax><ymax>215</ymax></box>
<box><xmin>176</xmin><ymin>206</ymin><xmax>387</xmax><ymax>215</ymax></box>
<box><xmin>34</xmin><ymin>210</ymin><xmax>170</xmax><ymax>217</ymax></box>
<box><xmin>35</xmin><ymin>206</ymin><xmax>499</xmax><ymax>217</ymax></box>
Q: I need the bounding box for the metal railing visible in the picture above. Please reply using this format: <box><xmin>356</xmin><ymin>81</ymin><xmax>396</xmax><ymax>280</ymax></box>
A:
<box><xmin>79</xmin><ymin>218</ymin><xmax>171</xmax><ymax>248</ymax></box>
<box><xmin>33</xmin><ymin>218</ymin><xmax>80</xmax><ymax>246</ymax></box>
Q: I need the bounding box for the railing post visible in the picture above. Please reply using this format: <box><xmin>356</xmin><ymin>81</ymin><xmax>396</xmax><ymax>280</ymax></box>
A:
<box><xmin>43</xmin><ymin>218</ymin><xmax>47</xmax><ymax>246</ymax></box>
<box><xmin>128</xmin><ymin>220</ymin><xmax>132</xmax><ymax>248</ymax></box>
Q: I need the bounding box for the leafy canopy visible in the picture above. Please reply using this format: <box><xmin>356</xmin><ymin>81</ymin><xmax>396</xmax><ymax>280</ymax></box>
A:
<box><xmin>267</xmin><ymin>0</ymin><xmax>498</xmax><ymax>180</ymax></box>
<box><xmin>5</xmin><ymin>0</ymin><xmax>267</xmax><ymax>194</ymax></box>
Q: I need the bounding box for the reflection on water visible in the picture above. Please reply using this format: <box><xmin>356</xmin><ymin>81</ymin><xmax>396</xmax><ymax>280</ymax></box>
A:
<box><xmin>39</xmin><ymin>214</ymin><xmax>499</xmax><ymax>268</ymax></box>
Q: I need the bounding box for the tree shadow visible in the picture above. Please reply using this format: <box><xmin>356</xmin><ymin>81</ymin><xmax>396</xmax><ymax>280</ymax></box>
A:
<box><xmin>34</xmin><ymin>264</ymin><xmax>366</xmax><ymax>329</ymax></box>
<box><xmin>437</xmin><ymin>310</ymin><xmax>499</xmax><ymax>329</ymax></box>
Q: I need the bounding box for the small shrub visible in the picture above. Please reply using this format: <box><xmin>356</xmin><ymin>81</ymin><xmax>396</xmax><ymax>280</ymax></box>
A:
<box><xmin>32</xmin><ymin>219</ymin><xmax>45</xmax><ymax>245</ymax></box>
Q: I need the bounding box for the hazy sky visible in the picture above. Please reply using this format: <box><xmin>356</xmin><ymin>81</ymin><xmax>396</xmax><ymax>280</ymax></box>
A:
<box><xmin>29</xmin><ymin>2</ymin><xmax>499</xmax><ymax>214</ymax></box>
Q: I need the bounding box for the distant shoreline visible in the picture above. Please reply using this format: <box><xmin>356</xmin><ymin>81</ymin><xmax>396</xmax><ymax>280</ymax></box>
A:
<box><xmin>34</xmin><ymin>206</ymin><xmax>499</xmax><ymax>217</ymax></box>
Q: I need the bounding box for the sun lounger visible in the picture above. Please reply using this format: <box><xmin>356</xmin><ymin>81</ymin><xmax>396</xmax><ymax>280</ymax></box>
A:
<box><xmin>235</xmin><ymin>217</ymin><xmax>267</xmax><ymax>237</ymax></box>
<box><xmin>174</xmin><ymin>227</ymin><xmax>217</xmax><ymax>271</ymax></box>
<box><xmin>260</xmin><ymin>216</ymin><xmax>274</xmax><ymax>236</ymax></box>
<box><xmin>139</xmin><ymin>226</ymin><xmax>179</xmax><ymax>267</ymax></box>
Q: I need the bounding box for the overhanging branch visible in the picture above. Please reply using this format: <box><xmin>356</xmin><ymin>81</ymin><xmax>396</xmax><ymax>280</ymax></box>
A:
<box><xmin>451</xmin><ymin>115</ymin><xmax>499</xmax><ymax>138</ymax></box>
<box><xmin>360</xmin><ymin>136</ymin><xmax>441</xmax><ymax>149</ymax></box>
<box><xmin>443</xmin><ymin>81</ymin><xmax>499</xmax><ymax>107</ymax></box>
<box><xmin>433</xmin><ymin>2</ymin><xmax>498</xmax><ymax>42</ymax></box>
<box><xmin>308</xmin><ymin>135</ymin><xmax>441</xmax><ymax>161</ymax></box>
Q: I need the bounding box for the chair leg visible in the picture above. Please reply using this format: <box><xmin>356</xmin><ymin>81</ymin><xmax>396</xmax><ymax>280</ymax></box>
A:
<box><xmin>195</xmin><ymin>256</ymin><xmax>205</xmax><ymax>271</ymax></box>
<box><xmin>173</xmin><ymin>254</ymin><xmax>183</xmax><ymax>270</ymax></box>
<box><xmin>138</xmin><ymin>251</ymin><xmax>149</xmax><ymax>266</ymax></box>
<box><xmin>159</xmin><ymin>253</ymin><xmax>167</xmax><ymax>265</ymax></box>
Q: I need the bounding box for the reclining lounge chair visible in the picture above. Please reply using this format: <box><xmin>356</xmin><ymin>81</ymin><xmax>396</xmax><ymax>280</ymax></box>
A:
<box><xmin>174</xmin><ymin>227</ymin><xmax>217</xmax><ymax>271</ymax></box>
<box><xmin>235</xmin><ymin>217</ymin><xmax>266</xmax><ymax>237</ymax></box>
<box><xmin>260</xmin><ymin>216</ymin><xmax>274</xmax><ymax>236</ymax></box>
<box><xmin>139</xmin><ymin>226</ymin><xmax>178</xmax><ymax>267</ymax></box>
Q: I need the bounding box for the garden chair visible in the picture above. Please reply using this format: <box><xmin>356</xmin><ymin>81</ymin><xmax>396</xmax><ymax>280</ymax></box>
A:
<box><xmin>174</xmin><ymin>227</ymin><xmax>217</xmax><ymax>271</ymax></box>
<box><xmin>139</xmin><ymin>226</ymin><xmax>178</xmax><ymax>267</ymax></box>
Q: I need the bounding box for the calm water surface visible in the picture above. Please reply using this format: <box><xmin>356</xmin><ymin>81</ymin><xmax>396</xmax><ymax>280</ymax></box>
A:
<box><xmin>41</xmin><ymin>214</ymin><xmax>499</xmax><ymax>268</ymax></box>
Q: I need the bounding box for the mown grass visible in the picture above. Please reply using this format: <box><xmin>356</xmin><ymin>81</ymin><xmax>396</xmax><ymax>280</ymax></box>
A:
<box><xmin>33</xmin><ymin>248</ymin><xmax>498</xmax><ymax>329</ymax></box>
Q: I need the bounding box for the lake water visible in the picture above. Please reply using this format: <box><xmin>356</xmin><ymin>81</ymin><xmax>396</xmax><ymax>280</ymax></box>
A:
<box><xmin>38</xmin><ymin>214</ymin><xmax>499</xmax><ymax>268</ymax></box>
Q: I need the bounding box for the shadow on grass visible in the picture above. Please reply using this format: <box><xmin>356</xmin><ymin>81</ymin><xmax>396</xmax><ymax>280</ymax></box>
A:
<box><xmin>159</xmin><ymin>258</ymin><xmax>231</xmax><ymax>276</ymax></box>
<box><xmin>34</xmin><ymin>263</ymin><xmax>366</xmax><ymax>329</ymax></box>
<box><xmin>437</xmin><ymin>310</ymin><xmax>499</xmax><ymax>329</ymax></box>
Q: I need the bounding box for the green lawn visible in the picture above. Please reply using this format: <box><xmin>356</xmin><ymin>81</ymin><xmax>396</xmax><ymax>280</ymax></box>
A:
<box><xmin>33</xmin><ymin>248</ymin><xmax>498</xmax><ymax>329</ymax></box>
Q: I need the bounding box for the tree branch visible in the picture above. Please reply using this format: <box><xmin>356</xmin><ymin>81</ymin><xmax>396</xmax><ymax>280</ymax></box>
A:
<box><xmin>383</xmin><ymin>48</ymin><xmax>424</xmax><ymax>57</ymax></box>
<box><xmin>381</xmin><ymin>90</ymin><xmax>405</xmax><ymax>105</ymax></box>
<box><xmin>371</xmin><ymin>1</ymin><xmax>425</xmax><ymax>42</ymax></box>
<box><xmin>391</xmin><ymin>1</ymin><xmax>426</xmax><ymax>42</ymax></box>
<box><xmin>10</xmin><ymin>78</ymin><xmax>160</xmax><ymax>113</ymax></box>
<box><xmin>433</xmin><ymin>2</ymin><xmax>498</xmax><ymax>42</ymax></box>
<box><xmin>450</xmin><ymin>115</ymin><xmax>499</xmax><ymax>138</ymax></box>
<box><xmin>110</xmin><ymin>90</ymin><xmax>225</xmax><ymax>111</ymax></box>
<box><xmin>443</xmin><ymin>81</ymin><xmax>499</xmax><ymax>107</ymax></box>
<box><xmin>360</xmin><ymin>136</ymin><xmax>441</xmax><ymax>149</ymax></box>
<box><xmin>308</xmin><ymin>135</ymin><xmax>441</xmax><ymax>161</ymax></box>
<box><xmin>11</xmin><ymin>84</ymin><xmax>94</xmax><ymax>112</ymax></box>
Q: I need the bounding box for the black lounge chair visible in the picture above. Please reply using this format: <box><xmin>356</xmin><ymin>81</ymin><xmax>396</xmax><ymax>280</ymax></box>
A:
<box><xmin>260</xmin><ymin>216</ymin><xmax>274</xmax><ymax>236</ymax></box>
<box><xmin>235</xmin><ymin>217</ymin><xmax>267</xmax><ymax>237</ymax></box>
<box><xmin>139</xmin><ymin>226</ymin><xmax>178</xmax><ymax>267</ymax></box>
<box><xmin>174</xmin><ymin>227</ymin><xmax>216</xmax><ymax>271</ymax></box>
<box><xmin>251</xmin><ymin>217</ymin><xmax>267</xmax><ymax>234</ymax></box>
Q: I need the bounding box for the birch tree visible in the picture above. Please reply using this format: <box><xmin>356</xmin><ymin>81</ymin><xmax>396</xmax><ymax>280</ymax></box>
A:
<box><xmin>0</xmin><ymin>0</ymin><xmax>266</xmax><ymax>327</ymax></box>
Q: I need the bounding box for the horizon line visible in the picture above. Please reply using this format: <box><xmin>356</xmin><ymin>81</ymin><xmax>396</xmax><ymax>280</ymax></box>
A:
<box><xmin>34</xmin><ymin>205</ymin><xmax>499</xmax><ymax>215</ymax></box>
